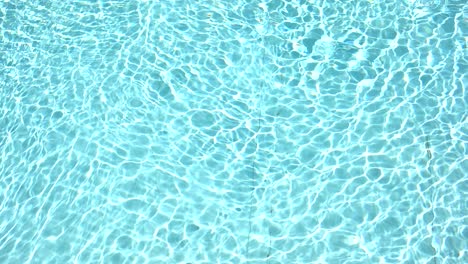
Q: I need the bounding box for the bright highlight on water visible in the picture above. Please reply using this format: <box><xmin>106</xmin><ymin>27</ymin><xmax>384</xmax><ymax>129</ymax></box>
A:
<box><xmin>0</xmin><ymin>0</ymin><xmax>466</xmax><ymax>263</ymax></box>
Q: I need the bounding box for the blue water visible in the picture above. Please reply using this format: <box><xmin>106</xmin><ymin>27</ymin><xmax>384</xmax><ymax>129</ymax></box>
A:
<box><xmin>0</xmin><ymin>0</ymin><xmax>466</xmax><ymax>263</ymax></box>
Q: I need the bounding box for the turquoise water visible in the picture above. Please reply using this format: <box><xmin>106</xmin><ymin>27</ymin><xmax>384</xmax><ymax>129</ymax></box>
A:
<box><xmin>0</xmin><ymin>0</ymin><xmax>466</xmax><ymax>263</ymax></box>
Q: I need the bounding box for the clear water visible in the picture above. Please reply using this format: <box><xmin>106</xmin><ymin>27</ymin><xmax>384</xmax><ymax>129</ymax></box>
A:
<box><xmin>0</xmin><ymin>0</ymin><xmax>466</xmax><ymax>263</ymax></box>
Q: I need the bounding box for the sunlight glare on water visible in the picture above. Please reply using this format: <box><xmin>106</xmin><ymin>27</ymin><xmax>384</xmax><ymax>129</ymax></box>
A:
<box><xmin>0</xmin><ymin>0</ymin><xmax>466</xmax><ymax>263</ymax></box>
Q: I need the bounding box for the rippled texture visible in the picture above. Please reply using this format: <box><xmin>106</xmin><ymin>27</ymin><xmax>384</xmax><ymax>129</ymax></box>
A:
<box><xmin>0</xmin><ymin>0</ymin><xmax>466</xmax><ymax>263</ymax></box>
